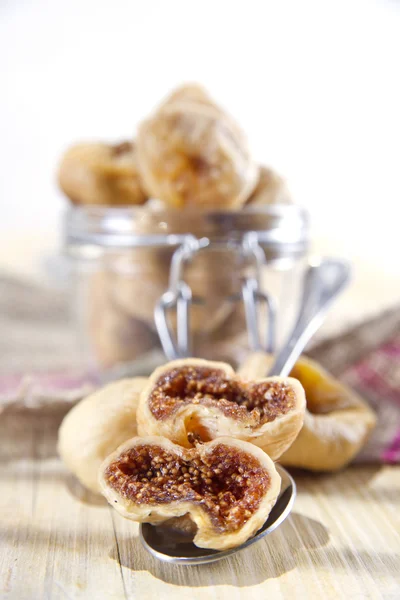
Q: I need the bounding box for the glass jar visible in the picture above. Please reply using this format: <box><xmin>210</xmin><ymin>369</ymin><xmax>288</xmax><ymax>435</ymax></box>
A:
<box><xmin>64</xmin><ymin>204</ymin><xmax>310</xmax><ymax>375</ymax></box>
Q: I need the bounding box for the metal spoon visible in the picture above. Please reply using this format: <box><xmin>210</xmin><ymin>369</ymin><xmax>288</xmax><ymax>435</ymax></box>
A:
<box><xmin>139</xmin><ymin>257</ymin><xmax>350</xmax><ymax>564</ymax></box>
<box><xmin>268</xmin><ymin>257</ymin><xmax>351</xmax><ymax>376</ymax></box>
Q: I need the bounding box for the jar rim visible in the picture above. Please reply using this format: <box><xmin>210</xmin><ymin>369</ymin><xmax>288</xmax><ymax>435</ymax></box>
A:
<box><xmin>64</xmin><ymin>204</ymin><xmax>310</xmax><ymax>261</ymax></box>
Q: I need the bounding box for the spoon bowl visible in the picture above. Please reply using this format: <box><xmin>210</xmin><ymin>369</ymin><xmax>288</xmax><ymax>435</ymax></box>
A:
<box><xmin>139</xmin><ymin>464</ymin><xmax>295</xmax><ymax>565</ymax></box>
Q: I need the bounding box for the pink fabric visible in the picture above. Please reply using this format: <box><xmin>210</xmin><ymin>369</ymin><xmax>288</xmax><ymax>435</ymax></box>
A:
<box><xmin>382</xmin><ymin>430</ymin><xmax>400</xmax><ymax>464</ymax></box>
<box><xmin>0</xmin><ymin>370</ymin><xmax>99</xmax><ymax>409</ymax></box>
<box><xmin>342</xmin><ymin>331</ymin><xmax>400</xmax><ymax>463</ymax></box>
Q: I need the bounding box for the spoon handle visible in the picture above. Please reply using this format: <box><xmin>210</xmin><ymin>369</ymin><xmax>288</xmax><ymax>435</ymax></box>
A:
<box><xmin>268</xmin><ymin>258</ymin><xmax>351</xmax><ymax>377</ymax></box>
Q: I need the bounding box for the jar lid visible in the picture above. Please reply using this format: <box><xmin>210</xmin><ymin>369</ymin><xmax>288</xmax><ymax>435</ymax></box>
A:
<box><xmin>64</xmin><ymin>204</ymin><xmax>310</xmax><ymax>263</ymax></box>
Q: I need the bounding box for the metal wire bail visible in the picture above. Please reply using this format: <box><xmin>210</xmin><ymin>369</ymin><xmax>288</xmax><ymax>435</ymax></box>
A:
<box><xmin>155</xmin><ymin>231</ymin><xmax>278</xmax><ymax>360</ymax></box>
<box><xmin>154</xmin><ymin>235</ymin><xmax>209</xmax><ymax>360</ymax></box>
<box><xmin>241</xmin><ymin>232</ymin><xmax>277</xmax><ymax>354</ymax></box>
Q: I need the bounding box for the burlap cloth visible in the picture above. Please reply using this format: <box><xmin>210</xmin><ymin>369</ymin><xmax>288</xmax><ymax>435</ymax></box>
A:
<box><xmin>1</xmin><ymin>273</ymin><xmax>399</xmax><ymax>463</ymax></box>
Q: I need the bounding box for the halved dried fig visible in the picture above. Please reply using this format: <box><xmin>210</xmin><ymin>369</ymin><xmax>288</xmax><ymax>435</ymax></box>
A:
<box><xmin>58</xmin><ymin>378</ymin><xmax>147</xmax><ymax>493</ymax></box>
<box><xmin>136</xmin><ymin>90</ymin><xmax>259</xmax><ymax>209</ymax></box>
<box><xmin>58</xmin><ymin>141</ymin><xmax>148</xmax><ymax>206</ymax></box>
<box><xmin>137</xmin><ymin>359</ymin><xmax>305</xmax><ymax>459</ymax></box>
<box><xmin>239</xmin><ymin>352</ymin><xmax>377</xmax><ymax>471</ymax></box>
<box><xmin>246</xmin><ymin>166</ymin><xmax>292</xmax><ymax>206</ymax></box>
<box><xmin>99</xmin><ymin>436</ymin><xmax>281</xmax><ymax>550</ymax></box>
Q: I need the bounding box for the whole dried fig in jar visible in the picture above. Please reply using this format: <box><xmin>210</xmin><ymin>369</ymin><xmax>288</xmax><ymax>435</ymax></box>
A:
<box><xmin>137</xmin><ymin>358</ymin><xmax>306</xmax><ymax>460</ymax></box>
<box><xmin>58</xmin><ymin>378</ymin><xmax>147</xmax><ymax>493</ymax></box>
<box><xmin>238</xmin><ymin>352</ymin><xmax>377</xmax><ymax>471</ymax></box>
<box><xmin>136</xmin><ymin>87</ymin><xmax>259</xmax><ymax>209</ymax></box>
<box><xmin>104</xmin><ymin>249</ymin><xmax>171</xmax><ymax>326</ymax></box>
<box><xmin>106</xmin><ymin>247</ymin><xmax>241</xmax><ymax>336</ymax></box>
<box><xmin>99</xmin><ymin>436</ymin><xmax>281</xmax><ymax>550</ymax></box>
<box><xmin>246</xmin><ymin>166</ymin><xmax>292</xmax><ymax>206</ymax></box>
<box><xmin>194</xmin><ymin>303</ymin><xmax>249</xmax><ymax>366</ymax></box>
<box><xmin>58</xmin><ymin>141</ymin><xmax>148</xmax><ymax>206</ymax></box>
<box><xmin>161</xmin><ymin>83</ymin><xmax>216</xmax><ymax>109</ymax></box>
<box><xmin>88</xmin><ymin>271</ymin><xmax>158</xmax><ymax>367</ymax></box>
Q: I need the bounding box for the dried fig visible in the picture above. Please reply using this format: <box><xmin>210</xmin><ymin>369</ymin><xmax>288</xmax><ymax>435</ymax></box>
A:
<box><xmin>99</xmin><ymin>436</ymin><xmax>281</xmax><ymax>550</ymax></box>
<box><xmin>246</xmin><ymin>166</ymin><xmax>292</xmax><ymax>206</ymax></box>
<box><xmin>238</xmin><ymin>352</ymin><xmax>377</xmax><ymax>471</ymax></box>
<box><xmin>104</xmin><ymin>250</ymin><xmax>171</xmax><ymax>326</ymax></box>
<box><xmin>89</xmin><ymin>271</ymin><xmax>158</xmax><ymax>367</ymax></box>
<box><xmin>161</xmin><ymin>83</ymin><xmax>216</xmax><ymax>108</ymax></box>
<box><xmin>194</xmin><ymin>304</ymin><xmax>249</xmax><ymax>365</ymax></box>
<box><xmin>137</xmin><ymin>358</ymin><xmax>305</xmax><ymax>459</ymax></box>
<box><xmin>136</xmin><ymin>90</ymin><xmax>259</xmax><ymax>209</ymax></box>
<box><xmin>58</xmin><ymin>141</ymin><xmax>147</xmax><ymax>206</ymax></box>
<box><xmin>58</xmin><ymin>378</ymin><xmax>147</xmax><ymax>493</ymax></box>
<box><xmin>105</xmin><ymin>248</ymin><xmax>240</xmax><ymax>335</ymax></box>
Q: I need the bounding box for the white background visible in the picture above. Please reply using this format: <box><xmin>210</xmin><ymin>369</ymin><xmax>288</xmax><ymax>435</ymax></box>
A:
<box><xmin>1</xmin><ymin>0</ymin><xmax>399</xmax><ymax>277</ymax></box>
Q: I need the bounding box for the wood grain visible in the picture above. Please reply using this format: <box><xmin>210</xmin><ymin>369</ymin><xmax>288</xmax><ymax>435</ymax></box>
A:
<box><xmin>0</xmin><ymin>414</ymin><xmax>399</xmax><ymax>600</ymax></box>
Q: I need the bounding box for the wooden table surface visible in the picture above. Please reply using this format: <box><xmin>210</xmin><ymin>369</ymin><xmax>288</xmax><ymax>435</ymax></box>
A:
<box><xmin>0</xmin><ymin>412</ymin><xmax>399</xmax><ymax>600</ymax></box>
